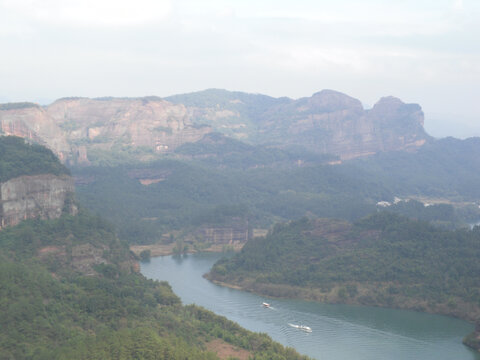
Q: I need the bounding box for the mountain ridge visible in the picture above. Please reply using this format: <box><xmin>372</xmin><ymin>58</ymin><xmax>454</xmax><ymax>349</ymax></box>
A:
<box><xmin>0</xmin><ymin>89</ymin><xmax>430</xmax><ymax>164</ymax></box>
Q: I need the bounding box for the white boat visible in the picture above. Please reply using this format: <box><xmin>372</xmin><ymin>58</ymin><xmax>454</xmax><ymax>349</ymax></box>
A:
<box><xmin>262</xmin><ymin>302</ymin><xmax>271</xmax><ymax>308</ymax></box>
<box><xmin>288</xmin><ymin>323</ymin><xmax>312</xmax><ymax>332</ymax></box>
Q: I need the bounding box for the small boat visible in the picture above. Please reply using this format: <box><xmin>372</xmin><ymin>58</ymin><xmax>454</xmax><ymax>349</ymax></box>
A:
<box><xmin>262</xmin><ymin>302</ymin><xmax>271</xmax><ymax>308</ymax></box>
<box><xmin>288</xmin><ymin>323</ymin><xmax>312</xmax><ymax>332</ymax></box>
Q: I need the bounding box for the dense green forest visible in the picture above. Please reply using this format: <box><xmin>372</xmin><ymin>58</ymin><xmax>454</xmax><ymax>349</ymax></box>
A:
<box><xmin>73</xmin><ymin>136</ymin><xmax>480</xmax><ymax>244</ymax></box>
<box><xmin>0</xmin><ymin>211</ymin><xmax>308</xmax><ymax>360</ymax></box>
<box><xmin>72</xmin><ymin>158</ymin><xmax>382</xmax><ymax>244</ymax></box>
<box><xmin>0</xmin><ymin>137</ymin><xmax>308</xmax><ymax>359</ymax></box>
<box><xmin>208</xmin><ymin>213</ymin><xmax>480</xmax><ymax>321</ymax></box>
<box><xmin>0</xmin><ymin>102</ymin><xmax>39</xmax><ymax>111</ymax></box>
<box><xmin>174</xmin><ymin>132</ymin><xmax>338</xmax><ymax>170</ymax></box>
<box><xmin>380</xmin><ymin>199</ymin><xmax>470</xmax><ymax>229</ymax></box>
<box><xmin>0</xmin><ymin>136</ymin><xmax>69</xmax><ymax>182</ymax></box>
<box><xmin>347</xmin><ymin>137</ymin><xmax>480</xmax><ymax>199</ymax></box>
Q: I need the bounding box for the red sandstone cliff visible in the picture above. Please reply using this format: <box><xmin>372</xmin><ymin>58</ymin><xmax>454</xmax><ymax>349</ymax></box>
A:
<box><xmin>0</xmin><ymin>90</ymin><xmax>430</xmax><ymax>163</ymax></box>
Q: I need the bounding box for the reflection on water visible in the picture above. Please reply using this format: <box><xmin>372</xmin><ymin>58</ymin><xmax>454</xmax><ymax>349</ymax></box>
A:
<box><xmin>141</xmin><ymin>252</ymin><xmax>480</xmax><ymax>360</ymax></box>
<box><xmin>470</xmin><ymin>221</ymin><xmax>480</xmax><ymax>230</ymax></box>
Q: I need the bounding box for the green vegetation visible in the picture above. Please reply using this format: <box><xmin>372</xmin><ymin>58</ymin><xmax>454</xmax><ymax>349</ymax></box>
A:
<box><xmin>0</xmin><ymin>138</ymin><xmax>308</xmax><ymax>359</ymax></box>
<box><xmin>175</xmin><ymin>132</ymin><xmax>337</xmax><ymax>169</ymax></box>
<box><xmin>347</xmin><ymin>137</ymin><xmax>480</xmax><ymax>199</ymax></box>
<box><xmin>381</xmin><ymin>200</ymin><xmax>462</xmax><ymax>229</ymax></box>
<box><xmin>139</xmin><ymin>249</ymin><xmax>151</xmax><ymax>261</ymax></box>
<box><xmin>72</xmin><ymin>158</ymin><xmax>381</xmax><ymax>244</ymax></box>
<box><xmin>73</xmin><ymin>135</ymin><xmax>480</xmax><ymax>245</ymax></box>
<box><xmin>208</xmin><ymin>213</ymin><xmax>480</xmax><ymax>321</ymax></box>
<box><xmin>0</xmin><ymin>102</ymin><xmax>39</xmax><ymax>110</ymax></box>
<box><xmin>464</xmin><ymin>326</ymin><xmax>480</xmax><ymax>352</ymax></box>
<box><xmin>166</xmin><ymin>89</ymin><xmax>290</xmax><ymax>141</ymax></box>
<box><xmin>0</xmin><ymin>136</ymin><xmax>69</xmax><ymax>182</ymax></box>
<box><xmin>0</xmin><ymin>211</ymin><xmax>309</xmax><ymax>360</ymax></box>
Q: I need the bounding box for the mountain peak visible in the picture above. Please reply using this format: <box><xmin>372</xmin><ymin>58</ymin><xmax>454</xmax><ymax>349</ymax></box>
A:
<box><xmin>370</xmin><ymin>96</ymin><xmax>424</xmax><ymax>127</ymax></box>
<box><xmin>307</xmin><ymin>89</ymin><xmax>363</xmax><ymax>112</ymax></box>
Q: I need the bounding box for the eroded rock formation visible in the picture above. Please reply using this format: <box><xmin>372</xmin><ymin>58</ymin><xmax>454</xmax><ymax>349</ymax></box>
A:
<box><xmin>0</xmin><ymin>98</ymin><xmax>211</xmax><ymax>164</ymax></box>
<box><xmin>0</xmin><ymin>90</ymin><xmax>430</xmax><ymax>163</ymax></box>
<box><xmin>256</xmin><ymin>90</ymin><xmax>429</xmax><ymax>159</ymax></box>
<box><xmin>0</xmin><ymin>174</ymin><xmax>76</xmax><ymax>229</ymax></box>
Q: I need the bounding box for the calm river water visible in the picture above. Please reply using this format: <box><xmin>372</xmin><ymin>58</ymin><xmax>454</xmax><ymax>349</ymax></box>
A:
<box><xmin>141</xmin><ymin>252</ymin><xmax>480</xmax><ymax>360</ymax></box>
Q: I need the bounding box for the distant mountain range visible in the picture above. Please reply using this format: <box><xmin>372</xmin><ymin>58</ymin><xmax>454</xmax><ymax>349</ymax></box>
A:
<box><xmin>0</xmin><ymin>89</ymin><xmax>430</xmax><ymax>164</ymax></box>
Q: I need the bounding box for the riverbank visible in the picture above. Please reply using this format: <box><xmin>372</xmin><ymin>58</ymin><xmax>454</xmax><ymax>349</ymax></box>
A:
<box><xmin>464</xmin><ymin>330</ymin><xmax>480</xmax><ymax>352</ymax></box>
<box><xmin>206</xmin><ymin>274</ymin><xmax>480</xmax><ymax>324</ymax></box>
<box><xmin>130</xmin><ymin>242</ymin><xmax>244</xmax><ymax>257</ymax></box>
<box><xmin>141</xmin><ymin>252</ymin><xmax>480</xmax><ymax>360</ymax></box>
<box><xmin>208</xmin><ymin>274</ymin><xmax>480</xmax><ymax>353</ymax></box>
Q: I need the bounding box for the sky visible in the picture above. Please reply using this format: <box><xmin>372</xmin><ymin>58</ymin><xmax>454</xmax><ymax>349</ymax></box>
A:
<box><xmin>0</xmin><ymin>0</ymin><xmax>479</xmax><ymax>138</ymax></box>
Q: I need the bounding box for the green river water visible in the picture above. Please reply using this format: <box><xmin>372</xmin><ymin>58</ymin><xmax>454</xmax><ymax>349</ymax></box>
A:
<box><xmin>141</xmin><ymin>252</ymin><xmax>480</xmax><ymax>360</ymax></box>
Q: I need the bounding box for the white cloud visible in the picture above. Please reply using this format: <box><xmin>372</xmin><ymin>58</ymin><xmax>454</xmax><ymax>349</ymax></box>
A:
<box><xmin>452</xmin><ymin>0</ymin><xmax>464</xmax><ymax>11</ymax></box>
<box><xmin>1</xmin><ymin>0</ymin><xmax>172</xmax><ymax>28</ymax></box>
<box><xmin>0</xmin><ymin>0</ymin><xmax>479</xmax><ymax>137</ymax></box>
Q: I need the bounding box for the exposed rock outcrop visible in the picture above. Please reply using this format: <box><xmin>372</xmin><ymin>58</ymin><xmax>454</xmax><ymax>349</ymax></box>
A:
<box><xmin>0</xmin><ymin>104</ymin><xmax>71</xmax><ymax>162</ymax></box>
<box><xmin>170</xmin><ymin>89</ymin><xmax>431</xmax><ymax>160</ymax></box>
<box><xmin>0</xmin><ymin>89</ymin><xmax>431</xmax><ymax>163</ymax></box>
<box><xmin>257</xmin><ymin>90</ymin><xmax>429</xmax><ymax>159</ymax></box>
<box><xmin>0</xmin><ymin>174</ymin><xmax>76</xmax><ymax>229</ymax></box>
<box><xmin>0</xmin><ymin>97</ymin><xmax>211</xmax><ymax>164</ymax></box>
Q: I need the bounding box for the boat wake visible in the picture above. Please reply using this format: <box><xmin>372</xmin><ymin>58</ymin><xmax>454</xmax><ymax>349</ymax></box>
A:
<box><xmin>288</xmin><ymin>323</ymin><xmax>312</xmax><ymax>333</ymax></box>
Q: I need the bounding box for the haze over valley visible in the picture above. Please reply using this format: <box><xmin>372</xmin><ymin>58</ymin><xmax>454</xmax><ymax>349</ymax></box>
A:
<box><xmin>2</xmin><ymin>0</ymin><xmax>480</xmax><ymax>359</ymax></box>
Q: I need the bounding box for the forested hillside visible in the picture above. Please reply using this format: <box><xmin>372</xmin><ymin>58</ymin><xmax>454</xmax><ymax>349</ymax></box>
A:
<box><xmin>348</xmin><ymin>137</ymin><xmax>480</xmax><ymax>199</ymax></box>
<box><xmin>73</xmin><ymin>136</ymin><xmax>480</xmax><ymax>244</ymax></box>
<box><xmin>72</xmin><ymin>158</ymin><xmax>382</xmax><ymax>244</ymax></box>
<box><xmin>0</xmin><ymin>136</ymin><xmax>69</xmax><ymax>182</ymax></box>
<box><xmin>0</xmin><ymin>211</ymin><xmax>308</xmax><ymax>359</ymax></box>
<box><xmin>208</xmin><ymin>213</ymin><xmax>480</xmax><ymax>321</ymax></box>
<box><xmin>0</xmin><ymin>137</ymin><xmax>308</xmax><ymax>360</ymax></box>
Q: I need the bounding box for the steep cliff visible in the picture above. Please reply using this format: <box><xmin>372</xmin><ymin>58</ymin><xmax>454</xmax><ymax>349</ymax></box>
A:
<box><xmin>0</xmin><ymin>89</ymin><xmax>430</xmax><ymax>163</ymax></box>
<box><xmin>0</xmin><ymin>174</ymin><xmax>76</xmax><ymax>229</ymax></box>
<box><xmin>0</xmin><ymin>103</ymin><xmax>71</xmax><ymax>162</ymax></box>
<box><xmin>1</xmin><ymin>97</ymin><xmax>211</xmax><ymax>164</ymax></box>
<box><xmin>0</xmin><ymin>136</ymin><xmax>76</xmax><ymax>229</ymax></box>
<box><xmin>171</xmin><ymin>89</ymin><xmax>430</xmax><ymax>160</ymax></box>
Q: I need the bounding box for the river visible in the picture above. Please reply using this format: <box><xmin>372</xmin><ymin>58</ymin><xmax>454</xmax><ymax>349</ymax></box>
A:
<box><xmin>141</xmin><ymin>252</ymin><xmax>480</xmax><ymax>360</ymax></box>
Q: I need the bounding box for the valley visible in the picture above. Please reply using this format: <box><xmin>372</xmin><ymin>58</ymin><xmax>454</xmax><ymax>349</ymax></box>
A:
<box><xmin>1</xmin><ymin>87</ymin><xmax>480</xmax><ymax>359</ymax></box>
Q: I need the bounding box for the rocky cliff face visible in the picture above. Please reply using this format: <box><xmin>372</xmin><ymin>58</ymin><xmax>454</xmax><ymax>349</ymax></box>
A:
<box><xmin>254</xmin><ymin>90</ymin><xmax>429</xmax><ymax>159</ymax></box>
<box><xmin>0</xmin><ymin>98</ymin><xmax>211</xmax><ymax>164</ymax></box>
<box><xmin>0</xmin><ymin>174</ymin><xmax>76</xmax><ymax>229</ymax></box>
<box><xmin>47</xmin><ymin>97</ymin><xmax>211</xmax><ymax>160</ymax></box>
<box><xmin>0</xmin><ymin>104</ymin><xmax>71</xmax><ymax>162</ymax></box>
<box><xmin>170</xmin><ymin>89</ymin><xmax>430</xmax><ymax>160</ymax></box>
<box><xmin>0</xmin><ymin>90</ymin><xmax>430</xmax><ymax>163</ymax></box>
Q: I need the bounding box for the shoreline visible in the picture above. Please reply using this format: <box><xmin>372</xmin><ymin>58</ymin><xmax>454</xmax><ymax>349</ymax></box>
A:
<box><xmin>137</xmin><ymin>249</ymin><xmax>480</xmax><ymax>352</ymax></box>
<box><xmin>207</xmin><ymin>275</ymin><xmax>480</xmax><ymax>352</ymax></box>
<box><xmin>205</xmin><ymin>274</ymin><xmax>480</xmax><ymax>324</ymax></box>
<box><xmin>130</xmin><ymin>242</ymin><xmax>245</xmax><ymax>257</ymax></box>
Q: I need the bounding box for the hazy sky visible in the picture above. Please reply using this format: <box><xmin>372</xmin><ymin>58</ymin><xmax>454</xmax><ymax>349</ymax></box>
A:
<box><xmin>1</xmin><ymin>0</ymin><xmax>479</xmax><ymax>137</ymax></box>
